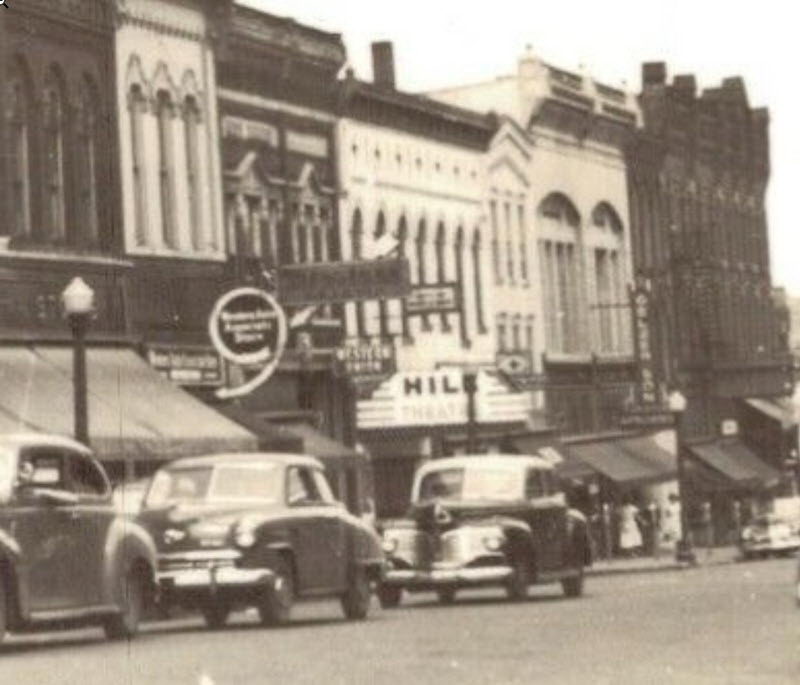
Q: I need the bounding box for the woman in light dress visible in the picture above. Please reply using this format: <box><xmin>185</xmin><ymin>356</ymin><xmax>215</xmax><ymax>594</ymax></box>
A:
<box><xmin>618</xmin><ymin>499</ymin><xmax>643</xmax><ymax>556</ymax></box>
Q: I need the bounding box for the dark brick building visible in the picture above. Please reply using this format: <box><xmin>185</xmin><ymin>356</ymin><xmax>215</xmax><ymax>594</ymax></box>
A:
<box><xmin>627</xmin><ymin>63</ymin><xmax>797</xmax><ymax>526</ymax></box>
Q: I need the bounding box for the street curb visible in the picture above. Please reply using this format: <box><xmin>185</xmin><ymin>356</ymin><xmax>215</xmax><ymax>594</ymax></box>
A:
<box><xmin>586</xmin><ymin>557</ymin><xmax>740</xmax><ymax>578</ymax></box>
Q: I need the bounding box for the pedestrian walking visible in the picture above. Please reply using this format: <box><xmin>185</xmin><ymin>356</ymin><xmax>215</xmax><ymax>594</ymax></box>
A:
<box><xmin>617</xmin><ymin>498</ymin><xmax>643</xmax><ymax>557</ymax></box>
<box><xmin>661</xmin><ymin>493</ymin><xmax>682</xmax><ymax>549</ymax></box>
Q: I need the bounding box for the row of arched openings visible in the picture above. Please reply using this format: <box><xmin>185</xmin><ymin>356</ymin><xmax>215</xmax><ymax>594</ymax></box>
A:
<box><xmin>5</xmin><ymin>56</ymin><xmax>102</xmax><ymax>248</ymax></box>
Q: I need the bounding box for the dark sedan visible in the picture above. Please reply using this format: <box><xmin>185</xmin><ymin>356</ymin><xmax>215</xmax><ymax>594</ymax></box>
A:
<box><xmin>137</xmin><ymin>452</ymin><xmax>384</xmax><ymax>628</ymax></box>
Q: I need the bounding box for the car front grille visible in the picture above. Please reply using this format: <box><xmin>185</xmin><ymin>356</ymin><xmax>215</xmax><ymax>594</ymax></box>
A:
<box><xmin>159</xmin><ymin>549</ymin><xmax>241</xmax><ymax>572</ymax></box>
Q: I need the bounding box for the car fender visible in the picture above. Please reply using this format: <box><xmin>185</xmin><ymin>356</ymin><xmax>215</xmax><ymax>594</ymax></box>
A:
<box><xmin>493</xmin><ymin>516</ymin><xmax>536</xmax><ymax>562</ymax></box>
<box><xmin>348</xmin><ymin>517</ymin><xmax>384</xmax><ymax>571</ymax></box>
<box><xmin>102</xmin><ymin>518</ymin><xmax>158</xmax><ymax>606</ymax></box>
<box><xmin>566</xmin><ymin>508</ymin><xmax>592</xmax><ymax>566</ymax></box>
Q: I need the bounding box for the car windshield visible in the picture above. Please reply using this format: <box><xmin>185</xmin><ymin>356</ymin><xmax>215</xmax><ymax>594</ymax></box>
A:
<box><xmin>0</xmin><ymin>449</ymin><xmax>13</xmax><ymax>504</ymax></box>
<box><xmin>417</xmin><ymin>466</ymin><xmax>522</xmax><ymax>502</ymax></box>
<box><xmin>145</xmin><ymin>463</ymin><xmax>282</xmax><ymax>507</ymax></box>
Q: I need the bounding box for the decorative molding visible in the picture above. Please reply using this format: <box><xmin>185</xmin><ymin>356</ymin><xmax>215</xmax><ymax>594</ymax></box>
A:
<box><xmin>115</xmin><ymin>0</ymin><xmax>206</xmax><ymax>42</ymax></box>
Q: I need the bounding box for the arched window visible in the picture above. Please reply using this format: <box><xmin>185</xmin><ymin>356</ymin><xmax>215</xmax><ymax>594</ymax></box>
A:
<box><xmin>416</xmin><ymin>218</ymin><xmax>430</xmax><ymax>330</ymax></box>
<box><xmin>454</xmin><ymin>227</ymin><xmax>469</xmax><ymax>347</ymax></box>
<box><xmin>518</xmin><ymin>204</ymin><xmax>528</xmax><ymax>281</ymax></box>
<box><xmin>592</xmin><ymin>202</ymin><xmax>625</xmax><ymax>353</ymax></box>
<box><xmin>183</xmin><ymin>95</ymin><xmax>203</xmax><ymax>251</ymax></box>
<box><xmin>435</xmin><ymin>221</ymin><xmax>450</xmax><ymax>330</ymax></box>
<box><xmin>75</xmin><ymin>77</ymin><xmax>100</xmax><ymax>248</ymax></box>
<box><xmin>472</xmin><ymin>229</ymin><xmax>486</xmax><ymax>334</ymax></box>
<box><xmin>43</xmin><ymin>69</ymin><xmax>67</xmax><ymax>242</ymax></box>
<box><xmin>129</xmin><ymin>83</ymin><xmax>148</xmax><ymax>247</ymax></box>
<box><xmin>5</xmin><ymin>58</ymin><xmax>33</xmax><ymax>239</ymax></box>
<box><xmin>489</xmin><ymin>200</ymin><xmax>500</xmax><ymax>282</ymax></box>
<box><xmin>156</xmin><ymin>89</ymin><xmax>177</xmax><ymax>248</ymax></box>
<box><xmin>351</xmin><ymin>209</ymin><xmax>366</xmax><ymax>337</ymax></box>
<box><xmin>376</xmin><ymin>211</ymin><xmax>389</xmax><ymax>338</ymax></box>
<box><xmin>538</xmin><ymin>193</ymin><xmax>582</xmax><ymax>353</ymax></box>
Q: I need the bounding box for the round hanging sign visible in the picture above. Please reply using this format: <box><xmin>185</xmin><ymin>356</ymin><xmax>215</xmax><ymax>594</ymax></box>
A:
<box><xmin>208</xmin><ymin>287</ymin><xmax>288</xmax><ymax>399</ymax></box>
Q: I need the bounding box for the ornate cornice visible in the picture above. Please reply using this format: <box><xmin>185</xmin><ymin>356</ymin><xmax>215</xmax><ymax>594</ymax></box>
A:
<box><xmin>115</xmin><ymin>0</ymin><xmax>206</xmax><ymax>42</ymax></box>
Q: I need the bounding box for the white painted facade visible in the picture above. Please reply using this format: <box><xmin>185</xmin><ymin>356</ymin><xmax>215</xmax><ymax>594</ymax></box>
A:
<box><xmin>115</xmin><ymin>0</ymin><xmax>225</xmax><ymax>260</ymax></box>
<box><xmin>336</xmin><ymin>117</ymin><xmax>495</xmax><ymax>373</ymax></box>
<box><xmin>432</xmin><ymin>50</ymin><xmax>639</xmax><ymax>366</ymax></box>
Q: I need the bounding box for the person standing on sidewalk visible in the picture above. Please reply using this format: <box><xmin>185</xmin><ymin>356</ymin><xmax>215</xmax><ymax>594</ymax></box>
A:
<box><xmin>618</xmin><ymin>498</ymin><xmax>644</xmax><ymax>557</ymax></box>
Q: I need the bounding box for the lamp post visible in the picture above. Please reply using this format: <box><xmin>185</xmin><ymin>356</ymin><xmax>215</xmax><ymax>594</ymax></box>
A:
<box><xmin>463</xmin><ymin>370</ymin><xmax>478</xmax><ymax>454</ymax></box>
<box><xmin>668</xmin><ymin>388</ymin><xmax>696</xmax><ymax>564</ymax></box>
<box><xmin>62</xmin><ymin>277</ymin><xmax>95</xmax><ymax>446</ymax></box>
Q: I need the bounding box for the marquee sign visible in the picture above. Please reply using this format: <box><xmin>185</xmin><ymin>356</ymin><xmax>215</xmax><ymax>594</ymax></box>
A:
<box><xmin>630</xmin><ymin>281</ymin><xmax>659</xmax><ymax>405</ymax></box>
<box><xmin>208</xmin><ymin>287</ymin><xmax>287</xmax><ymax>399</ymax></box>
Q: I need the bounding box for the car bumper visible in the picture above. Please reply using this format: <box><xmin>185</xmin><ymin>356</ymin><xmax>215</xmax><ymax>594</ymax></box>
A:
<box><xmin>741</xmin><ymin>539</ymin><xmax>800</xmax><ymax>554</ymax></box>
<box><xmin>383</xmin><ymin>564</ymin><xmax>513</xmax><ymax>589</ymax></box>
<box><xmin>158</xmin><ymin>566</ymin><xmax>276</xmax><ymax>590</ymax></box>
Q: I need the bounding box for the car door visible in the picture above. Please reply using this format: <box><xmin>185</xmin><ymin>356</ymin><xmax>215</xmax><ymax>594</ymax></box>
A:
<box><xmin>66</xmin><ymin>450</ymin><xmax>115</xmax><ymax>606</ymax></box>
<box><xmin>12</xmin><ymin>446</ymin><xmax>92</xmax><ymax>611</ymax></box>
<box><xmin>286</xmin><ymin>466</ymin><xmax>339</xmax><ymax>593</ymax></box>
<box><xmin>525</xmin><ymin>468</ymin><xmax>567</xmax><ymax>572</ymax></box>
<box><xmin>312</xmin><ymin>467</ymin><xmax>347</xmax><ymax>592</ymax></box>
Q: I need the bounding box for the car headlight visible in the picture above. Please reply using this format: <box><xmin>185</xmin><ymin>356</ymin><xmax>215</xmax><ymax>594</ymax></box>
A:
<box><xmin>482</xmin><ymin>534</ymin><xmax>504</xmax><ymax>552</ymax></box>
<box><xmin>163</xmin><ymin>528</ymin><xmax>187</xmax><ymax>545</ymax></box>
<box><xmin>382</xmin><ymin>537</ymin><xmax>399</xmax><ymax>554</ymax></box>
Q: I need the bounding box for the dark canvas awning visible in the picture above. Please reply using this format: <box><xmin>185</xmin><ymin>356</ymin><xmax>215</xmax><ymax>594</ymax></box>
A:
<box><xmin>744</xmin><ymin>397</ymin><xmax>796</xmax><ymax>430</ymax></box>
<box><xmin>0</xmin><ymin>345</ymin><xmax>257</xmax><ymax>461</ymax></box>
<box><xmin>687</xmin><ymin>439</ymin><xmax>781</xmax><ymax>490</ymax></box>
<box><xmin>213</xmin><ymin>404</ymin><xmax>304</xmax><ymax>452</ymax></box>
<box><xmin>283</xmin><ymin>422</ymin><xmax>364</xmax><ymax>466</ymax></box>
<box><xmin>509</xmin><ymin>432</ymin><xmax>596</xmax><ymax>482</ymax></box>
<box><xmin>565</xmin><ymin>431</ymin><xmax>676</xmax><ymax>487</ymax></box>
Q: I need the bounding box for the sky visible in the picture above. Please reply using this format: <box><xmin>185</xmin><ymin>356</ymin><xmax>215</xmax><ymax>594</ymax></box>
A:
<box><xmin>243</xmin><ymin>0</ymin><xmax>800</xmax><ymax>294</ymax></box>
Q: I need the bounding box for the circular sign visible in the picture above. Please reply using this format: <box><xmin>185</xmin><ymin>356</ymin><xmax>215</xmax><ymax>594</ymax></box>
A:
<box><xmin>208</xmin><ymin>288</ymin><xmax>287</xmax><ymax>366</ymax></box>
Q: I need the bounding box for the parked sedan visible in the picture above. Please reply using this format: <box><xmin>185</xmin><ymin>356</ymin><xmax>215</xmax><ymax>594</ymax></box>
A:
<box><xmin>137</xmin><ymin>453</ymin><xmax>384</xmax><ymax>629</ymax></box>
<box><xmin>739</xmin><ymin>514</ymin><xmax>800</xmax><ymax>560</ymax></box>
<box><xmin>378</xmin><ymin>455</ymin><xmax>591</xmax><ymax>607</ymax></box>
<box><xmin>0</xmin><ymin>434</ymin><xmax>157</xmax><ymax>644</ymax></box>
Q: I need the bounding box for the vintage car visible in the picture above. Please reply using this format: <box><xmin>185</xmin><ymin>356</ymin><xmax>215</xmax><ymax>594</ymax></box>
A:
<box><xmin>0</xmin><ymin>434</ymin><xmax>157</xmax><ymax>644</ymax></box>
<box><xmin>739</xmin><ymin>513</ymin><xmax>800</xmax><ymax>560</ymax></box>
<box><xmin>137</xmin><ymin>452</ymin><xmax>384</xmax><ymax>628</ymax></box>
<box><xmin>378</xmin><ymin>455</ymin><xmax>591</xmax><ymax>607</ymax></box>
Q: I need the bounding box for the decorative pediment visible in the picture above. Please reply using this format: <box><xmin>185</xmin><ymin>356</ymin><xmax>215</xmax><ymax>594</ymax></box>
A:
<box><xmin>226</xmin><ymin>151</ymin><xmax>268</xmax><ymax>194</ymax></box>
<box><xmin>488</xmin><ymin>156</ymin><xmax>530</xmax><ymax>189</ymax></box>
<box><xmin>295</xmin><ymin>161</ymin><xmax>335</xmax><ymax>196</ymax></box>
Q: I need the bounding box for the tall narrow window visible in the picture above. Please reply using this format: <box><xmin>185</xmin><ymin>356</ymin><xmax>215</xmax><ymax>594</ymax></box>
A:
<box><xmin>397</xmin><ymin>216</ymin><xmax>411</xmax><ymax>342</ymax></box>
<box><xmin>156</xmin><ymin>90</ymin><xmax>177</xmax><ymax>248</ymax></box>
<box><xmin>183</xmin><ymin>96</ymin><xmax>202</xmax><ymax>251</ymax></box>
<box><xmin>490</xmin><ymin>200</ymin><xmax>500</xmax><ymax>282</ymax></box>
<box><xmin>416</xmin><ymin>219</ymin><xmax>430</xmax><ymax>330</ymax></box>
<box><xmin>525</xmin><ymin>317</ymin><xmax>534</xmax><ymax>353</ymax></box>
<box><xmin>512</xmin><ymin>318</ymin><xmax>521</xmax><ymax>351</ymax></box>
<box><xmin>497</xmin><ymin>319</ymin><xmax>507</xmax><ymax>352</ymax></box>
<box><xmin>518</xmin><ymin>204</ymin><xmax>528</xmax><ymax>281</ymax></box>
<box><xmin>504</xmin><ymin>202</ymin><xmax>514</xmax><ymax>282</ymax></box>
<box><xmin>472</xmin><ymin>229</ymin><xmax>487</xmax><ymax>334</ymax></box>
<box><xmin>435</xmin><ymin>222</ymin><xmax>450</xmax><ymax>331</ymax></box>
<box><xmin>43</xmin><ymin>71</ymin><xmax>66</xmax><ymax>242</ymax></box>
<box><xmin>75</xmin><ymin>78</ymin><xmax>99</xmax><ymax>249</ymax></box>
<box><xmin>454</xmin><ymin>227</ymin><xmax>469</xmax><ymax>347</ymax></box>
<box><xmin>351</xmin><ymin>209</ymin><xmax>366</xmax><ymax>337</ymax></box>
<box><xmin>129</xmin><ymin>84</ymin><xmax>148</xmax><ymax>247</ymax></box>
<box><xmin>6</xmin><ymin>60</ymin><xmax>32</xmax><ymax>239</ymax></box>
<box><xmin>376</xmin><ymin>212</ymin><xmax>389</xmax><ymax>339</ymax></box>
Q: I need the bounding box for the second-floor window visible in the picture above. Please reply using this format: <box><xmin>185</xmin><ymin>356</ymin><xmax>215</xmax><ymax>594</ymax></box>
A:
<box><xmin>129</xmin><ymin>84</ymin><xmax>148</xmax><ymax>247</ymax></box>
<box><xmin>75</xmin><ymin>78</ymin><xmax>99</xmax><ymax>249</ymax></box>
<box><xmin>183</xmin><ymin>96</ymin><xmax>203</xmax><ymax>251</ymax></box>
<box><xmin>43</xmin><ymin>71</ymin><xmax>66</xmax><ymax>242</ymax></box>
<box><xmin>156</xmin><ymin>90</ymin><xmax>177</xmax><ymax>249</ymax></box>
<box><xmin>6</xmin><ymin>60</ymin><xmax>32</xmax><ymax>239</ymax></box>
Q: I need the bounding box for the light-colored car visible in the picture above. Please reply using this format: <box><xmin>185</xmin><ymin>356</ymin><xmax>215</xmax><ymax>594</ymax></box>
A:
<box><xmin>137</xmin><ymin>453</ymin><xmax>384</xmax><ymax>628</ymax></box>
<box><xmin>378</xmin><ymin>455</ymin><xmax>591</xmax><ymax>607</ymax></box>
<box><xmin>0</xmin><ymin>434</ymin><xmax>157</xmax><ymax>644</ymax></box>
<box><xmin>112</xmin><ymin>477</ymin><xmax>150</xmax><ymax>518</ymax></box>
<box><xmin>739</xmin><ymin>514</ymin><xmax>800</xmax><ymax>560</ymax></box>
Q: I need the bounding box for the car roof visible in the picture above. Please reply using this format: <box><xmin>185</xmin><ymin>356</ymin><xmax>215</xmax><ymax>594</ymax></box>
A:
<box><xmin>415</xmin><ymin>454</ymin><xmax>553</xmax><ymax>477</ymax></box>
<box><xmin>163</xmin><ymin>452</ymin><xmax>324</xmax><ymax>471</ymax></box>
<box><xmin>0</xmin><ymin>433</ymin><xmax>92</xmax><ymax>456</ymax></box>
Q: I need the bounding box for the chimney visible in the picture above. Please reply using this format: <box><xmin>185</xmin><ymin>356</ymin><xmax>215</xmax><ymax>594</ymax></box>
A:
<box><xmin>372</xmin><ymin>41</ymin><xmax>395</xmax><ymax>90</ymax></box>
<box><xmin>642</xmin><ymin>62</ymin><xmax>667</xmax><ymax>86</ymax></box>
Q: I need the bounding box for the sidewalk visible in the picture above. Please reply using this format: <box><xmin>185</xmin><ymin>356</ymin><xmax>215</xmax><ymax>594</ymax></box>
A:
<box><xmin>587</xmin><ymin>546</ymin><xmax>741</xmax><ymax>577</ymax></box>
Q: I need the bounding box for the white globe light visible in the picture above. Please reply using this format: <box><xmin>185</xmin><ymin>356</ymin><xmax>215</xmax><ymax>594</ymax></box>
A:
<box><xmin>62</xmin><ymin>277</ymin><xmax>95</xmax><ymax>316</ymax></box>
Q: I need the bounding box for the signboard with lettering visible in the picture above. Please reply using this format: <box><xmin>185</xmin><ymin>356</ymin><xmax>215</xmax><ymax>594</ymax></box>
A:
<box><xmin>147</xmin><ymin>345</ymin><xmax>223</xmax><ymax>387</ymax></box>
<box><xmin>278</xmin><ymin>258</ymin><xmax>411</xmax><ymax>306</ymax></box>
<box><xmin>357</xmin><ymin>370</ymin><xmax>532</xmax><ymax>429</ymax></box>
<box><xmin>630</xmin><ymin>281</ymin><xmax>659</xmax><ymax>405</ymax></box>
<box><xmin>208</xmin><ymin>287</ymin><xmax>287</xmax><ymax>399</ymax></box>
<box><xmin>405</xmin><ymin>284</ymin><xmax>460</xmax><ymax>315</ymax></box>
<box><xmin>333</xmin><ymin>341</ymin><xmax>396</xmax><ymax>378</ymax></box>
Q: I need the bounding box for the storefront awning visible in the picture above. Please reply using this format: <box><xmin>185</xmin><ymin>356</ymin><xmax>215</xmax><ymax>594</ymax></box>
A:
<box><xmin>509</xmin><ymin>432</ymin><xmax>596</xmax><ymax>482</ymax></box>
<box><xmin>283</xmin><ymin>422</ymin><xmax>364</xmax><ymax>466</ymax></box>
<box><xmin>0</xmin><ymin>345</ymin><xmax>257</xmax><ymax>461</ymax></box>
<box><xmin>687</xmin><ymin>439</ymin><xmax>781</xmax><ymax>490</ymax></box>
<box><xmin>565</xmin><ymin>431</ymin><xmax>676</xmax><ymax>487</ymax></box>
<box><xmin>744</xmin><ymin>397</ymin><xmax>796</xmax><ymax>431</ymax></box>
<box><xmin>213</xmin><ymin>404</ymin><xmax>304</xmax><ymax>453</ymax></box>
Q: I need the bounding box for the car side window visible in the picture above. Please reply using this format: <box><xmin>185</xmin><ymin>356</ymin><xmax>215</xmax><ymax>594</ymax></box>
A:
<box><xmin>542</xmin><ymin>471</ymin><xmax>561</xmax><ymax>497</ymax></box>
<box><xmin>69</xmin><ymin>453</ymin><xmax>109</xmax><ymax>498</ymax></box>
<box><xmin>525</xmin><ymin>469</ymin><xmax>547</xmax><ymax>499</ymax></box>
<box><xmin>287</xmin><ymin>467</ymin><xmax>321</xmax><ymax>505</ymax></box>
<box><xmin>17</xmin><ymin>448</ymin><xmax>69</xmax><ymax>492</ymax></box>
<box><xmin>312</xmin><ymin>469</ymin><xmax>336</xmax><ymax>505</ymax></box>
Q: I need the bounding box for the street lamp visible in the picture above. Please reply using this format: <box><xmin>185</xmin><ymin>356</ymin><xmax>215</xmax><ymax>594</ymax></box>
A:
<box><xmin>668</xmin><ymin>388</ymin><xmax>696</xmax><ymax>564</ymax></box>
<box><xmin>62</xmin><ymin>277</ymin><xmax>95</xmax><ymax>446</ymax></box>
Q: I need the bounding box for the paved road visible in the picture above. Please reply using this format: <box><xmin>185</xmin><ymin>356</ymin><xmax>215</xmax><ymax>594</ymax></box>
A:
<box><xmin>1</xmin><ymin>558</ymin><xmax>799</xmax><ymax>684</ymax></box>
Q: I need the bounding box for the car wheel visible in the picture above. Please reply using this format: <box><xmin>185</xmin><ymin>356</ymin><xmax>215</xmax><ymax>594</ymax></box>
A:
<box><xmin>200</xmin><ymin>600</ymin><xmax>230</xmax><ymax>630</ymax></box>
<box><xmin>561</xmin><ymin>566</ymin><xmax>585</xmax><ymax>598</ymax></box>
<box><xmin>258</xmin><ymin>557</ymin><xmax>294</xmax><ymax>627</ymax></box>
<box><xmin>341</xmin><ymin>565</ymin><xmax>371</xmax><ymax>621</ymax></box>
<box><xmin>505</xmin><ymin>555</ymin><xmax>530</xmax><ymax>601</ymax></box>
<box><xmin>377</xmin><ymin>585</ymin><xmax>403</xmax><ymax>609</ymax></box>
<box><xmin>436</xmin><ymin>587</ymin><xmax>457</xmax><ymax>605</ymax></box>
<box><xmin>103</xmin><ymin>566</ymin><xmax>145</xmax><ymax>641</ymax></box>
